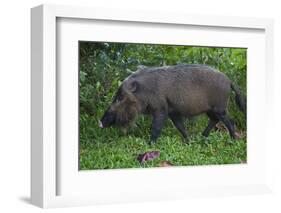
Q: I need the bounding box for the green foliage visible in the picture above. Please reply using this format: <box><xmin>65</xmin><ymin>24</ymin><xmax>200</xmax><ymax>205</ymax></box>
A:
<box><xmin>79</xmin><ymin>42</ymin><xmax>247</xmax><ymax>170</ymax></box>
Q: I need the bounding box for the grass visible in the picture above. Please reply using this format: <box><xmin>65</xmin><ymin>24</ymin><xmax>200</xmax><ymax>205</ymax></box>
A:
<box><xmin>79</xmin><ymin>113</ymin><xmax>247</xmax><ymax>170</ymax></box>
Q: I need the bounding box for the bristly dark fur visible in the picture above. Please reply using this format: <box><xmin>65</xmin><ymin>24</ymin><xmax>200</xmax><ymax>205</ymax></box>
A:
<box><xmin>111</xmin><ymin>90</ymin><xmax>140</xmax><ymax>127</ymax></box>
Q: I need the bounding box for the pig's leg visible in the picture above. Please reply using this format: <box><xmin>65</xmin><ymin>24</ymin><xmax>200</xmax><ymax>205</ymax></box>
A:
<box><xmin>202</xmin><ymin>111</ymin><xmax>219</xmax><ymax>137</ymax></box>
<box><xmin>169</xmin><ymin>113</ymin><xmax>188</xmax><ymax>139</ymax></box>
<box><xmin>150</xmin><ymin>111</ymin><xmax>168</xmax><ymax>144</ymax></box>
<box><xmin>202</xmin><ymin>120</ymin><xmax>217</xmax><ymax>137</ymax></box>
<box><xmin>216</xmin><ymin>112</ymin><xmax>235</xmax><ymax>139</ymax></box>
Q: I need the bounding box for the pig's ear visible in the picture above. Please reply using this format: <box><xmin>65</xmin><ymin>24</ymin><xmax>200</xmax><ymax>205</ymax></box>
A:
<box><xmin>129</xmin><ymin>81</ymin><xmax>138</xmax><ymax>93</ymax></box>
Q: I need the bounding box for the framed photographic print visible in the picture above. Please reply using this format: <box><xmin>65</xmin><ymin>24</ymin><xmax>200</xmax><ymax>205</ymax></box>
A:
<box><xmin>31</xmin><ymin>4</ymin><xmax>274</xmax><ymax>208</ymax></box>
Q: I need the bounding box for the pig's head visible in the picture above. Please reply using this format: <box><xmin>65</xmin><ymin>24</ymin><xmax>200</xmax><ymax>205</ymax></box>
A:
<box><xmin>99</xmin><ymin>80</ymin><xmax>141</xmax><ymax>128</ymax></box>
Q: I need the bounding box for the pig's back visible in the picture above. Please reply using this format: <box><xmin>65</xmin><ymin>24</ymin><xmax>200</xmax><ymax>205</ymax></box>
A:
<box><xmin>141</xmin><ymin>64</ymin><xmax>231</xmax><ymax>116</ymax></box>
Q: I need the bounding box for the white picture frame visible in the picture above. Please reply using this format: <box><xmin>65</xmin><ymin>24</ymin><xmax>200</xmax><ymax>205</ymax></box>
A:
<box><xmin>31</xmin><ymin>4</ymin><xmax>274</xmax><ymax>208</ymax></box>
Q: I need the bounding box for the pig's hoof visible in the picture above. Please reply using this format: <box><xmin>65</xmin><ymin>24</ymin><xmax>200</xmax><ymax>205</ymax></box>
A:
<box><xmin>182</xmin><ymin>137</ymin><xmax>189</xmax><ymax>143</ymax></box>
<box><xmin>148</xmin><ymin>140</ymin><xmax>156</xmax><ymax>145</ymax></box>
<box><xmin>202</xmin><ymin>132</ymin><xmax>208</xmax><ymax>137</ymax></box>
<box><xmin>182</xmin><ymin>137</ymin><xmax>190</xmax><ymax>144</ymax></box>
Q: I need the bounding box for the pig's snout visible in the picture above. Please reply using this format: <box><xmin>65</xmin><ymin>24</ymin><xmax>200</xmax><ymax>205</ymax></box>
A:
<box><xmin>98</xmin><ymin>120</ymin><xmax>104</xmax><ymax>128</ymax></box>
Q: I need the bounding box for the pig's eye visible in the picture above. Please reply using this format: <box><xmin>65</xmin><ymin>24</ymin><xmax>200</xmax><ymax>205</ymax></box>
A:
<box><xmin>115</xmin><ymin>95</ymin><xmax>123</xmax><ymax>103</ymax></box>
<box><xmin>114</xmin><ymin>98</ymin><xmax>120</xmax><ymax>104</ymax></box>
